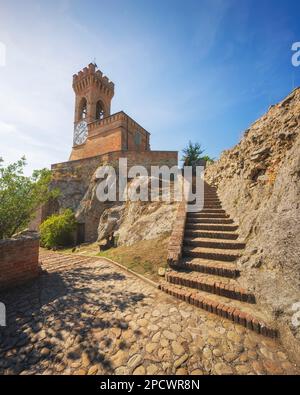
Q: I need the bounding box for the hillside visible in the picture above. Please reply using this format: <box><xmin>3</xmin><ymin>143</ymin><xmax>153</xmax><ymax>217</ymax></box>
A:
<box><xmin>205</xmin><ymin>88</ymin><xmax>300</xmax><ymax>363</ymax></box>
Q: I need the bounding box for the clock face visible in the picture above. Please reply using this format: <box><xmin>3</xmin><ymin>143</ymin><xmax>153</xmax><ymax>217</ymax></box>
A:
<box><xmin>74</xmin><ymin>120</ymin><xmax>88</xmax><ymax>146</ymax></box>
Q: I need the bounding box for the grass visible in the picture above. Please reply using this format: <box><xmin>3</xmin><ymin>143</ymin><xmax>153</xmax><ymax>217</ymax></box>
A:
<box><xmin>59</xmin><ymin>233</ymin><xmax>171</xmax><ymax>282</ymax></box>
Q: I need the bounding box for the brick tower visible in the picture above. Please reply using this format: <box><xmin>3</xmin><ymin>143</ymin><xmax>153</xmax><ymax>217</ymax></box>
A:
<box><xmin>73</xmin><ymin>62</ymin><xmax>114</xmax><ymax>124</ymax></box>
<box><xmin>70</xmin><ymin>63</ymin><xmax>151</xmax><ymax>161</ymax></box>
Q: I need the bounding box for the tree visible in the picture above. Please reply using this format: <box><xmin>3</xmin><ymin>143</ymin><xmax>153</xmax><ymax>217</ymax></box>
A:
<box><xmin>0</xmin><ymin>157</ymin><xmax>59</xmax><ymax>240</ymax></box>
<box><xmin>182</xmin><ymin>141</ymin><xmax>214</xmax><ymax>167</ymax></box>
<box><xmin>201</xmin><ymin>155</ymin><xmax>215</xmax><ymax>165</ymax></box>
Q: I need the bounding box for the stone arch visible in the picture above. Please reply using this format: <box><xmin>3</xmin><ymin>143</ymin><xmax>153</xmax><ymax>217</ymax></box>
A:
<box><xmin>95</xmin><ymin>99</ymin><xmax>106</xmax><ymax>120</ymax></box>
<box><xmin>79</xmin><ymin>97</ymin><xmax>87</xmax><ymax>120</ymax></box>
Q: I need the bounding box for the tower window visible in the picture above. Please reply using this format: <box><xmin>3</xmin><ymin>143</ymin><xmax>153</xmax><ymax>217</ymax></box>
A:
<box><xmin>79</xmin><ymin>97</ymin><xmax>87</xmax><ymax>120</ymax></box>
<box><xmin>96</xmin><ymin>100</ymin><xmax>105</xmax><ymax>120</ymax></box>
<box><xmin>134</xmin><ymin>131</ymin><xmax>141</xmax><ymax>146</ymax></box>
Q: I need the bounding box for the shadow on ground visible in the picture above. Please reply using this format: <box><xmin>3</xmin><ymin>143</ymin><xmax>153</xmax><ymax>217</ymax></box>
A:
<box><xmin>0</xmin><ymin>262</ymin><xmax>146</xmax><ymax>374</ymax></box>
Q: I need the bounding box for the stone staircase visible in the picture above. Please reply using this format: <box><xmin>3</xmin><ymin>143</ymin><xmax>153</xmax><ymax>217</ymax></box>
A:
<box><xmin>160</xmin><ymin>184</ymin><xmax>278</xmax><ymax>338</ymax></box>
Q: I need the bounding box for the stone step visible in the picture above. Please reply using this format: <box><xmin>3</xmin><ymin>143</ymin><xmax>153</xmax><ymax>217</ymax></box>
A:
<box><xmin>183</xmin><ymin>247</ymin><xmax>240</xmax><ymax>262</ymax></box>
<box><xmin>184</xmin><ymin>238</ymin><xmax>245</xmax><ymax>250</ymax></box>
<box><xmin>185</xmin><ymin>223</ymin><xmax>239</xmax><ymax>232</ymax></box>
<box><xmin>165</xmin><ymin>270</ymin><xmax>255</xmax><ymax>303</ymax></box>
<box><xmin>159</xmin><ymin>282</ymin><xmax>277</xmax><ymax>338</ymax></box>
<box><xmin>188</xmin><ymin>212</ymin><xmax>229</xmax><ymax>219</ymax></box>
<box><xmin>186</xmin><ymin>218</ymin><xmax>234</xmax><ymax>224</ymax></box>
<box><xmin>174</xmin><ymin>258</ymin><xmax>240</xmax><ymax>278</ymax></box>
<box><xmin>185</xmin><ymin>229</ymin><xmax>239</xmax><ymax>240</ymax></box>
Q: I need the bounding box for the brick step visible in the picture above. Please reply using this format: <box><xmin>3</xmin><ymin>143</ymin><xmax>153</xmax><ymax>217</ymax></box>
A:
<box><xmin>159</xmin><ymin>282</ymin><xmax>277</xmax><ymax>338</ymax></box>
<box><xmin>186</xmin><ymin>218</ymin><xmax>234</xmax><ymax>224</ymax></box>
<box><xmin>174</xmin><ymin>258</ymin><xmax>240</xmax><ymax>278</ymax></box>
<box><xmin>183</xmin><ymin>247</ymin><xmax>240</xmax><ymax>262</ymax></box>
<box><xmin>185</xmin><ymin>229</ymin><xmax>239</xmax><ymax>240</ymax></box>
<box><xmin>184</xmin><ymin>238</ymin><xmax>245</xmax><ymax>250</ymax></box>
<box><xmin>200</xmin><ymin>209</ymin><xmax>226</xmax><ymax>214</ymax></box>
<box><xmin>165</xmin><ymin>270</ymin><xmax>255</xmax><ymax>303</ymax></box>
<box><xmin>185</xmin><ymin>223</ymin><xmax>239</xmax><ymax>232</ymax></box>
<box><xmin>202</xmin><ymin>197</ymin><xmax>219</xmax><ymax>201</ymax></box>
<box><xmin>201</xmin><ymin>197</ymin><xmax>220</xmax><ymax>200</ymax></box>
<box><xmin>188</xmin><ymin>212</ymin><xmax>229</xmax><ymax>219</ymax></box>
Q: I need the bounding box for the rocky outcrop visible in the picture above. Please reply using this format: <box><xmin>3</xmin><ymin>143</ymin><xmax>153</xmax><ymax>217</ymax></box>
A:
<box><xmin>205</xmin><ymin>87</ymin><xmax>300</xmax><ymax>363</ymax></box>
<box><xmin>73</xmin><ymin>171</ymin><xmax>179</xmax><ymax>245</ymax></box>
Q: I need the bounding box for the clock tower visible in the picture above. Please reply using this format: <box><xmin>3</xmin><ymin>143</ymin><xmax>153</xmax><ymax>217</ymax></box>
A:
<box><xmin>70</xmin><ymin>63</ymin><xmax>150</xmax><ymax>161</ymax></box>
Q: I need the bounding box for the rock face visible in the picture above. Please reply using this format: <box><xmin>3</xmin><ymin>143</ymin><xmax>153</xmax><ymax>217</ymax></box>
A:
<box><xmin>67</xmin><ymin>170</ymin><xmax>178</xmax><ymax>245</ymax></box>
<box><xmin>205</xmin><ymin>88</ymin><xmax>300</xmax><ymax>363</ymax></box>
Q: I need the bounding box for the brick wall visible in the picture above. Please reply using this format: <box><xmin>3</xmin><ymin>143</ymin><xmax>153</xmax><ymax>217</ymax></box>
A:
<box><xmin>167</xmin><ymin>201</ymin><xmax>187</xmax><ymax>266</ymax></box>
<box><xmin>0</xmin><ymin>232</ymin><xmax>40</xmax><ymax>290</ymax></box>
<box><xmin>69</xmin><ymin>112</ymin><xmax>151</xmax><ymax>161</ymax></box>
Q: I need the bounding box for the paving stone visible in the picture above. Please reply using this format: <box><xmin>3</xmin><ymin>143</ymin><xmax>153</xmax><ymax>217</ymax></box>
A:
<box><xmin>174</xmin><ymin>353</ymin><xmax>189</xmax><ymax>368</ymax></box>
<box><xmin>147</xmin><ymin>364</ymin><xmax>159</xmax><ymax>374</ymax></box>
<box><xmin>190</xmin><ymin>369</ymin><xmax>204</xmax><ymax>375</ymax></box>
<box><xmin>145</xmin><ymin>342</ymin><xmax>157</xmax><ymax>354</ymax></box>
<box><xmin>214</xmin><ymin>362</ymin><xmax>234</xmax><ymax>375</ymax></box>
<box><xmin>171</xmin><ymin>341</ymin><xmax>185</xmax><ymax>356</ymax></box>
<box><xmin>162</xmin><ymin>330</ymin><xmax>177</xmax><ymax>341</ymax></box>
<box><xmin>0</xmin><ymin>250</ymin><xmax>298</xmax><ymax>376</ymax></box>
<box><xmin>115</xmin><ymin>366</ymin><xmax>129</xmax><ymax>375</ymax></box>
<box><xmin>176</xmin><ymin>367</ymin><xmax>188</xmax><ymax>375</ymax></box>
<box><xmin>133</xmin><ymin>365</ymin><xmax>146</xmax><ymax>375</ymax></box>
<box><xmin>128</xmin><ymin>354</ymin><xmax>143</xmax><ymax>369</ymax></box>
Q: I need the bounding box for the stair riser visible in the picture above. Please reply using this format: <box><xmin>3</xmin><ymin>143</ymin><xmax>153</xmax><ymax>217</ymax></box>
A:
<box><xmin>185</xmin><ymin>231</ymin><xmax>239</xmax><ymax>240</ymax></box>
<box><xmin>184</xmin><ymin>240</ymin><xmax>245</xmax><ymax>250</ymax></box>
<box><xmin>200</xmin><ymin>210</ymin><xmax>226</xmax><ymax>214</ymax></box>
<box><xmin>183</xmin><ymin>250</ymin><xmax>239</xmax><ymax>262</ymax></box>
<box><xmin>188</xmin><ymin>213</ymin><xmax>229</xmax><ymax>219</ymax></box>
<box><xmin>187</xmin><ymin>219</ymin><xmax>234</xmax><ymax>224</ymax></box>
<box><xmin>166</xmin><ymin>274</ymin><xmax>255</xmax><ymax>303</ymax></box>
<box><xmin>159</xmin><ymin>286</ymin><xmax>277</xmax><ymax>338</ymax></box>
<box><xmin>171</xmin><ymin>262</ymin><xmax>240</xmax><ymax>278</ymax></box>
<box><xmin>186</xmin><ymin>224</ymin><xmax>238</xmax><ymax>231</ymax></box>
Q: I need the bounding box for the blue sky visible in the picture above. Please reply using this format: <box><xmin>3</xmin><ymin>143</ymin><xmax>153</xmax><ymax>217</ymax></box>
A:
<box><xmin>0</xmin><ymin>0</ymin><xmax>300</xmax><ymax>174</ymax></box>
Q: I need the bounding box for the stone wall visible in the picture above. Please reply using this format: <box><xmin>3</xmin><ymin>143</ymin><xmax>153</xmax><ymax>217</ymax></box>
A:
<box><xmin>0</xmin><ymin>232</ymin><xmax>40</xmax><ymax>290</ymax></box>
<box><xmin>51</xmin><ymin>150</ymin><xmax>178</xmax><ymax>211</ymax></box>
<box><xmin>167</xmin><ymin>201</ymin><xmax>187</xmax><ymax>266</ymax></box>
<box><xmin>50</xmin><ymin>150</ymin><xmax>178</xmax><ymax>243</ymax></box>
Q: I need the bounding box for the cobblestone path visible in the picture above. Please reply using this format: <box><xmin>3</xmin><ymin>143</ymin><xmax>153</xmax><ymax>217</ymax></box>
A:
<box><xmin>0</xmin><ymin>250</ymin><xmax>299</xmax><ymax>375</ymax></box>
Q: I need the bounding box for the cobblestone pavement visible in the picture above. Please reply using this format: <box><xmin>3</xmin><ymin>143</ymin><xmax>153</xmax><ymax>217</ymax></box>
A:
<box><xmin>0</xmin><ymin>250</ymin><xmax>299</xmax><ymax>375</ymax></box>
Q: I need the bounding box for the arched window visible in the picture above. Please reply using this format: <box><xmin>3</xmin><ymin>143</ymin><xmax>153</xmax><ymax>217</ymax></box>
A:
<box><xmin>79</xmin><ymin>97</ymin><xmax>87</xmax><ymax>120</ymax></box>
<box><xmin>96</xmin><ymin>100</ymin><xmax>105</xmax><ymax>120</ymax></box>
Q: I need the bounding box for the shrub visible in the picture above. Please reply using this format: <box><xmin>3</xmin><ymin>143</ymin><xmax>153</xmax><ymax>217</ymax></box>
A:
<box><xmin>40</xmin><ymin>209</ymin><xmax>77</xmax><ymax>249</ymax></box>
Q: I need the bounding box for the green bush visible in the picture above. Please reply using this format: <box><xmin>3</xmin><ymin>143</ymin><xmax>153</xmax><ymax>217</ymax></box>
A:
<box><xmin>40</xmin><ymin>209</ymin><xmax>77</xmax><ymax>249</ymax></box>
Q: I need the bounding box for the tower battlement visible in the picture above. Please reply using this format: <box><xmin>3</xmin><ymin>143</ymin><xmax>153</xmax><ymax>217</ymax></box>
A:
<box><xmin>72</xmin><ymin>63</ymin><xmax>114</xmax><ymax>98</ymax></box>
